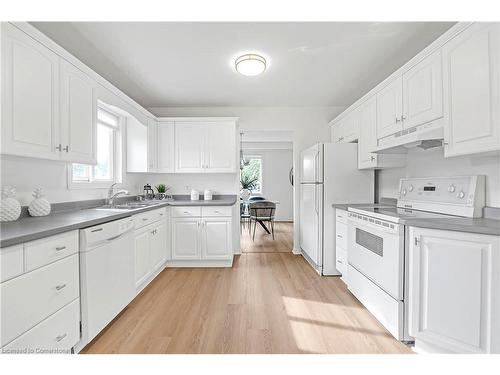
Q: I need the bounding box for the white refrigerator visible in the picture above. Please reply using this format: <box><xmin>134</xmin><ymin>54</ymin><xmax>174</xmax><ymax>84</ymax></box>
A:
<box><xmin>299</xmin><ymin>143</ymin><xmax>374</xmax><ymax>275</ymax></box>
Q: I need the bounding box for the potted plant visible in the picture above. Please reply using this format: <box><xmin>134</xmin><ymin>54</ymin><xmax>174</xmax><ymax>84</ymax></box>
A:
<box><xmin>155</xmin><ymin>184</ymin><xmax>170</xmax><ymax>200</ymax></box>
<box><xmin>240</xmin><ymin>174</ymin><xmax>257</xmax><ymax>201</ymax></box>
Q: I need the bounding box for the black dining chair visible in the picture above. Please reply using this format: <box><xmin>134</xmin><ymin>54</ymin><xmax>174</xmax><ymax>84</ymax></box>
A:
<box><xmin>240</xmin><ymin>202</ymin><xmax>251</xmax><ymax>233</ymax></box>
<box><xmin>249</xmin><ymin>201</ymin><xmax>276</xmax><ymax>241</ymax></box>
<box><xmin>248</xmin><ymin>196</ymin><xmax>266</xmax><ymax>202</ymax></box>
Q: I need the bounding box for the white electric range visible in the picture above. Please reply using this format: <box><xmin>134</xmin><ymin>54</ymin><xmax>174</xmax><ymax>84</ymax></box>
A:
<box><xmin>345</xmin><ymin>176</ymin><xmax>486</xmax><ymax>342</ymax></box>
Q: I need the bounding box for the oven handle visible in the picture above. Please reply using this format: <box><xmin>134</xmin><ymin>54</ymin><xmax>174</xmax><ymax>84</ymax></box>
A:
<box><xmin>348</xmin><ymin>217</ymin><xmax>399</xmax><ymax>235</ymax></box>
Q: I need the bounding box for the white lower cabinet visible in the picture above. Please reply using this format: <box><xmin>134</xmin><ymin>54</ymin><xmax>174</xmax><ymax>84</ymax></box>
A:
<box><xmin>408</xmin><ymin>227</ymin><xmax>500</xmax><ymax>353</ymax></box>
<box><xmin>133</xmin><ymin>208</ymin><xmax>168</xmax><ymax>291</ymax></box>
<box><xmin>170</xmin><ymin>206</ymin><xmax>233</xmax><ymax>266</ymax></box>
<box><xmin>0</xmin><ymin>231</ymin><xmax>81</xmax><ymax>353</ymax></box>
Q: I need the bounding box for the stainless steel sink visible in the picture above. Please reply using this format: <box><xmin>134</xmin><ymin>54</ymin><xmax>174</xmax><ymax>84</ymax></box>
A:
<box><xmin>94</xmin><ymin>201</ymin><xmax>161</xmax><ymax>211</ymax></box>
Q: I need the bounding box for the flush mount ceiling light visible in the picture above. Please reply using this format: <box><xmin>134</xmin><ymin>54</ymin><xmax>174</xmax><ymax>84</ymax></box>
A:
<box><xmin>235</xmin><ymin>54</ymin><xmax>267</xmax><ymax>76</ymax></box>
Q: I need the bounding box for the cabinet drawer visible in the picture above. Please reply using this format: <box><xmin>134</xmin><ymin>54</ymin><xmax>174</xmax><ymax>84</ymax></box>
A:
<box><xmin>1</xmin><ymin>254</ymin><xmax>79</xmax><ymax>346</ymax></box>
<box><xmin>133</xmin><ymin>208</ymin><xmax>166</xmax><ymax>229</ymax></box>
<box><xmin>1</xmin><ymin>244</ymin><xmax>24</xmax><ymax>283</ymax></box>
<box><xmin>2</xmin><ymin>299</ymin><xmax>80</xmax><ymax>353</ymax></box>
<box><xmin>336</xmin><ymin>222</ymin><xmax>347</xmax><ymax>249</ymax></box>
<box><xmin>171</xmin><ymin>206</ymin><xmax>202</xmax><ymax>218</ymax></box>
<box><xmin>201</xmin><ymin>206</ymin><xmax>232</xmax><ymax>217</ymax></box>
<box><xmin>24</xmin><ymin>231</ymin><xmax>78</xmax><ymax>272</ymax></box>
<box><xmin>336</xmin><ymin>209</ymin><xmax>348</xmax><ymax>224</ymax></box>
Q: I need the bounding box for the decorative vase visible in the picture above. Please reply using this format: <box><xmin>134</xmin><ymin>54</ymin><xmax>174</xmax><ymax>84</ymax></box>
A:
<box><xmin>155</xmin><ymin>193</ymin><xmax>166</xmax><ymax>200</ymax></box>
<box><xmin>240</xmin><ymin>188</ymin><xmax>251</xmax><ymax>201</ymax></box>
<box><xmin>28</xmin><ymin>188</ymin><xmax>51</xmax><ymax>217</ymax></box>
<box><xmin>0</xmin><ymin>186</ymin><xmax>21</xmax><ymax>222</ymax></box>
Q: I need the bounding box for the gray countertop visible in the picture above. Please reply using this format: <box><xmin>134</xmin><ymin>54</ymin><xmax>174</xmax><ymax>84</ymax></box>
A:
<box><xmin>332</xmin><ymin>202</ymin><xmax>500</xmax><ymax>236</ymax></box>
<box><xmin>0</xmin><ymin>195</ymin><xmax>237</xmax><ymax>248</ymax></box>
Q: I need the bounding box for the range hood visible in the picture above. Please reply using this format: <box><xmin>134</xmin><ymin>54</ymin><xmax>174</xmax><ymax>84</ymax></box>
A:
<box><xmin>373</xmin><ymin>120</ymin><xmax>444</xmax><ymax>154</ymax></box>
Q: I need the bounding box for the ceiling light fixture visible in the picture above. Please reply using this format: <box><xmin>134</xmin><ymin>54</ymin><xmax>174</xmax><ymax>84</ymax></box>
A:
<box><xmin>235</xmin><ymin>53</ymin><xmax>267</xmax><ymax>76</ymax></box>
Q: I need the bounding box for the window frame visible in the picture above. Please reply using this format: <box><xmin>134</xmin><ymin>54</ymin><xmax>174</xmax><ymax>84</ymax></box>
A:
<box><xmin>240</xmin><ymin>154</ymin><xmax>263</xmax><ymax>195</ymax></box>
<box><xmin>67</xmin><ymin>105</ymin><xmax>123</xmax><ymax>190</ymax></box>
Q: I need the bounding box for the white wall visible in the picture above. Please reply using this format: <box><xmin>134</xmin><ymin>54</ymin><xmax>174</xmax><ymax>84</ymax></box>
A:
<box><xmin>242</xmin><ymin>144</ymin><xmax>294</xmax><ymax>221</ymax></box>
<box><xmin>150</xmin><ymin>106</ymin><xmax>344</xmax><ymax>252</ymax></box>
<box><xmin>377</xmin><ymin>147</ymin><xmax>500</xmax><ymax>207</ymax></box>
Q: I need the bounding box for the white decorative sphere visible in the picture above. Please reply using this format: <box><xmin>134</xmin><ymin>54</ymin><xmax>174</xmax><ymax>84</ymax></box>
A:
<box><xmin>0</xmin><ymin>197</ymin><xmax>21</xmax><ymax>222</ymax></box>
<box><xmin>28</xmin><ymin>197</ymin><xmax>51</xmax><ymax>217</ymax></box>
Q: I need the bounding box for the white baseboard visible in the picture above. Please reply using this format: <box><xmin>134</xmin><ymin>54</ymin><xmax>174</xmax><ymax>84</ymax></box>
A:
<box><xmin>166</xmin><ymin>258</ymin><xmax>234</xmax><ymax>268</ymax></box>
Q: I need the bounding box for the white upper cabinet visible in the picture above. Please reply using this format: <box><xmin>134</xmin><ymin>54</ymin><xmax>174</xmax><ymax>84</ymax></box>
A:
<box><xmin>59</xmin><ymin>59</ymin><xmax>97</xmax><ymax>164</ymax></box>
<box><xmin>1</xmin><ymin>23</ymin><xmax>60</xmax><ymax>160</ymax></box>
<box><xmin>205</xmin><ymin>121</ymin><xmax>236</xmax><ymax>172</ymax></box>
<box><xmin>175</xmin><ymin>122</ymin><xmax>206</xmax><ymax>173</ymax></box>
<box><xmin>126</xmin><ymin>116</ymin><xmax>148</xmax><ymax>173</ymax></box>
<box><xmin>175</xmin><ymin>119</ymin><xmax>237</xmax><ymax>173</ymax></box>
<box><xmin>147</xmin><ymin>118</ymin><xmax>158</xmax><ymax>172</ymax></box>
<box><xmin>443</xmin><ymin>23</ymin><xmax>500</xmax><ymax>157</ymax></box>
<box><xmin>156</xmin><ymin>121</ymin><xmax>175</xmax><ymax>173</ymax></box>
<box><xmin>331</xmin><ymin>119</ymin><xmax>345</xmax><ymax>143</ymax></box>
<box><xmin>331</xmin><ymin>111</ymin><xmax>359</xmax><ymax>144</ymax></box>
<box><xmin>402</xmin><ymin>50</ymin><xmax>443</xmax><ymax>129</ymax></box>
<box><xmin>358</xmin><ymin>97</ymin><xmax>378</xmax><ymax>169</ymax></box>
<box><xmin>376</xmin><ymin>75</ymin><xmax>403</xmax><ymax>139</ymax></box>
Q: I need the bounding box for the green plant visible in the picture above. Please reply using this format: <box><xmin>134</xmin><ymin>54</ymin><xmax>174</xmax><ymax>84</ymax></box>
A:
<box><xmin>155</xmin><ymin>184</ymin><xmax>170</xmax><ymax>193</ymax></box>
<box><xmin>240</xmin><ymin>174</ymin><xmax>258</xmax><ymax>191</ymax></box>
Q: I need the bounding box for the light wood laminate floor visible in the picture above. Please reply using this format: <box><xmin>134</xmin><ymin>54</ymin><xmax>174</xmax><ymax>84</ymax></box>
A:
<box><xmin>82</xmin><ymin>253</ymin><xmax>412</xmax><ymax>354</ymax></box>
<box><xmin>241</xmin><ymin>221</ymin><xmax>293</xmax><ymax>253</ymax></box>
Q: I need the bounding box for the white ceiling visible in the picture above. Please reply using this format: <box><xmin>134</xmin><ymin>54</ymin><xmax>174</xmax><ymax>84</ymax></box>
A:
<box><xmin>31</xmin><ymin>22</ymin><xmax>454</xmax><ymax>108</ymax></box>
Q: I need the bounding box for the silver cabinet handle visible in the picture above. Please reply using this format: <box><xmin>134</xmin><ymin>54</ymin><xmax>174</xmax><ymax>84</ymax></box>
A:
<box><xmin>337</xmin><ymin>260</ymin><xmax>343</xmax><ymax>264</ymax></box>
<box><xmin>183</xmin><ymin>211</ymin><xmax>189</xmax><ymax>214</ymax></box>
<box><xmin>395</xmin><ymin>117</ymin><xmax>400</xmax><ymax>123</ymax></box>
<box><xmin>214</xmin><ymin>211</ymin><xmax>220</xmax><ymax>214</ymax></box>
<box><xmin>370</xmin><ymin>156</ymin><xmax>375</xmax><ymax>161</ymax></box>
<box><xmin>63</xmin><ymin>145</ymin><xmax>69</xmax><ymax>152</ymax></box>
<box><xmin>401</xmin><ymin>115</ymin><xmax>406</xmax><ymax>121</ymax></box>
<box><xmin>142</xmin><ymin>218</ymin><xmax>148</xmax><ymax>221</ymax></box>
<box><xmin>55</xmin><ymin>333</ymin><xmax>67</xmax><ymax>342</ymax></box>
<box><xmin>55</xmin><ymin>144</ymin><xmax>62</xmax><ymax>151</ymax></box>
<box><xmin>337</xmin><ymin>234</ymin><xmax>343</xmax><ymax>238</ymax></box>
<box><xmin>91</xmin><ymin>228</ymin><xmax>103</xmax><ymax>232</ymax></box>
<box><xmin>55</xmin><ymin>284</ymin><xmax>67</xmax><ymax>291</ymax></box>
<box><xmin>55</xmin><ymin>246</ymin><xmax>66</xmax><ymax>251</ymax></box>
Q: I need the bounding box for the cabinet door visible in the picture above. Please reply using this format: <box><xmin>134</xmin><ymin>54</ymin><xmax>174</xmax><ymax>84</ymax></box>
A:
<box><xmin>202</xmin><ymin>218</ymin><xmax>232</xmax><ymax>260</ymax></box>
<box><xmin>149</xmin><ymin>221</ymin><xmax>167</xmax><ymax>271</ymax></box>
<box><xmin>205</xmin><ymin>121</ymin><xmax>236</xmax><ymax>172</ymax></box>
<box><xmin>175</xmin><ymin>123</ymin><xmax>205</xmax><ymax>173</ymax></box>
<box><xmin>59</xmin><ymin>59</ymin><xmax>97</xmax><ymax>164</ymax></box>
<box><xmin>358</xmin><ymin>97</ymin><xmax>378</xmax><ymax>169</ymax></box>
<box><xmin>147</xmin><ymin>119</ymin><xmax>158</xmax><ymax>172</ymax></box>
<box><xmin>171</xmin><ymin>218</ymin><xmax>201</xmax><ymax>260</ymax></box>
<box><xmin>443</xmin><ymin>23</ymin><xmax>500</xmax><ymax>157</ymax></box>
<box><xmin>402</xmin><ymin>50</ymin><xmax>443</xmax><ymax>130</ymax></box>
<box><xmin>408</xmin><ymin>227</ymin><xmax>500</xmax><ymax>353</ymax></box>
<box><xmin>1</xmin><ymin>23</ymin><xmax>59</xmax><ymax>160</ymax></box>
<box><xmin>134</xmin><ymin>228</ymin><xmax>151</xmax><ymax>288</ymax></box>
<box><xmin>341</xmin><ymin>110</ymin><xmax>359</xmax><ymax>143</ymax></box>
<box><xmin>157</xmin><ymin>121</ymin><xmax>175</xmax><ymax>173</ymax></box>
<box><xmin>331</xmin><ymin>120</ymin><xmax>345</xmax><ymax>143</ymax></box>
<box><xmin>376</xmin><ymin>75</ymin><xmax>403</xmax><ymax>139</ymax></box>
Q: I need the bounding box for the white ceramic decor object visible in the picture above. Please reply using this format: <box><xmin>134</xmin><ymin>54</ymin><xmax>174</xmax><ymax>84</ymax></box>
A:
<box><xmin>204</xmin><ymin>189</ymin><xmax>213</xmax><ymax>200</ymax></box>
<box><xmin>190</xmin><ymin>189</ymin><xmax>199</xmax><ymax>201</ymax></box>
<box><xmin>28</xmin><ymin>188</ymin><xmax>51</xmax><ymax>217</ymax></box>
<box><xmin>0</xmin><ymin>186</ymin><xmax>21</xmax><ymax>222</ymax></box>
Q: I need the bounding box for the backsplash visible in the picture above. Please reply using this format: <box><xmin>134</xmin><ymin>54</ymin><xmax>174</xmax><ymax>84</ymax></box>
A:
<box><xmin>377</xmin><ymin>147</ymin><xmax>500</xmax><ymax>207</ymax></box>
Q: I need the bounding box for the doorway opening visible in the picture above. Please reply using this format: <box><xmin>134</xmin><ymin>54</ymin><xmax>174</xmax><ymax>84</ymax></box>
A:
<box><xmin>239</xmin><ymin>130</ymin><xmax>294</xmax><ymax>253</ymax></box>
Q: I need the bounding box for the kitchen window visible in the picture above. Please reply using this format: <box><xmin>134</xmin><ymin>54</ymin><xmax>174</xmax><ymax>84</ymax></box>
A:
<box><xmin>240</xmin><ymin>155</ymin><xmax>263</xmax><ymax>194</ymax></box>
<box><xmin>68</xmin><ymin>106</ymin><xmax>122</xmax><ymax>189</ymax></box>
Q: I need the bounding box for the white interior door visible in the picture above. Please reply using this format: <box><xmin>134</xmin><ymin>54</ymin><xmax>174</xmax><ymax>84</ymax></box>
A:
<box><xmin>300</xmin><ymin>144</ymin><xmax>322</xmax><ymax>183</ymax></box>
<box><xmin>376</xmin><ymin>75</ymin><xmax>403</xmax><ymax>139</ymax></box>
<box><xmin>402</xmin><ymin>50</ymin><xmax>443</xmax><ymax>129</ymax></box>
<box><xmin>300</xmin><ymin>184</ymin><xmax>321</xmax><ymax>266</ymax></box>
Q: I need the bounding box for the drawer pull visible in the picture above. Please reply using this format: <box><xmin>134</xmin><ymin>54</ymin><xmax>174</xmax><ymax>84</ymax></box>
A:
<box><xmin>183</xmin><ymin>211</ymin><xmax>189</xmax><ymax>214</ymax></box>
<box><xmin>55</xmin><ymin>246</ymin><xmax>66</xmax><ymax>251</ymax></box>
<box><xmin>337</xmin><ymin>235</ymin><xmax>343</xmax><ymax>238</ymax></box>
<box><xmin>55</xmin><ymin>333</ymin><xmax>67</xmax><ymax>342</ymax></box>
<box><xmin>91</xmin><ymin>228</ymin><xmax>103</xmax><ymax>232</ymax></box>
<box><xmin>142</xmin><ymin>218</ymin><xmax>148</xmax><ymax>221</ymax></box>
<box><xmin>55</xmin><ymin>284</ymin><xmax>67</xmax><ymax>291</ymax></box>
<box><xmin>337</xmin><ymin>260</ymin><xmax>343</xmax><ymax>264</ymax></box>
<box><xmin>214</xmin><ymin>211</ymin><xmax>220</xmax><ymax>214</ymax></box>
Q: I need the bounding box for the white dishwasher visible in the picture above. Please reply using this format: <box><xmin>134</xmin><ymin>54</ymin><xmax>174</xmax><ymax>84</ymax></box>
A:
<box><xmin>79</xmin><ymin>217</ymin><xmax>135</xmax><ymax>348</ymax></box>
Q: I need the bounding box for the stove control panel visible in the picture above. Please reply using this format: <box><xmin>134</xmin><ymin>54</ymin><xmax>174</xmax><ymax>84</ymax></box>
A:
<box><xmin>397</xmin><ymin>176</ymin><xmax>485</xmax><ymax>218</ymax></box>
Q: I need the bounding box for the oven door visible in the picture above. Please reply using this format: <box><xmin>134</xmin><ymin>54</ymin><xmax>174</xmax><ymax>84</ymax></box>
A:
<box><xmin>347</xmin><ymin>213</ymin><xmax>404</xmax><ymax>300</ymax></box>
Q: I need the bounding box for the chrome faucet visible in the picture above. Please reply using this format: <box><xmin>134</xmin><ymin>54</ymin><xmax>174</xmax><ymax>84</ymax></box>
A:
<box><xmin>107</xmin><ymin>183</ymin><xmax>128</xmax><ymax>206</ymax></box>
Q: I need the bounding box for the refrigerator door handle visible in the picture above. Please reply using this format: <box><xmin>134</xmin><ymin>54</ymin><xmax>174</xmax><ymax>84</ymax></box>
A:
<box><xmin>314</xmin><ymin>185</ymin><xmax>319</xmax><ymax>214</ymax></box>
<box><xmin>314</xmin><ymin>150</ymin><xmax>319</xmax><ymax>182</ymax></box>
